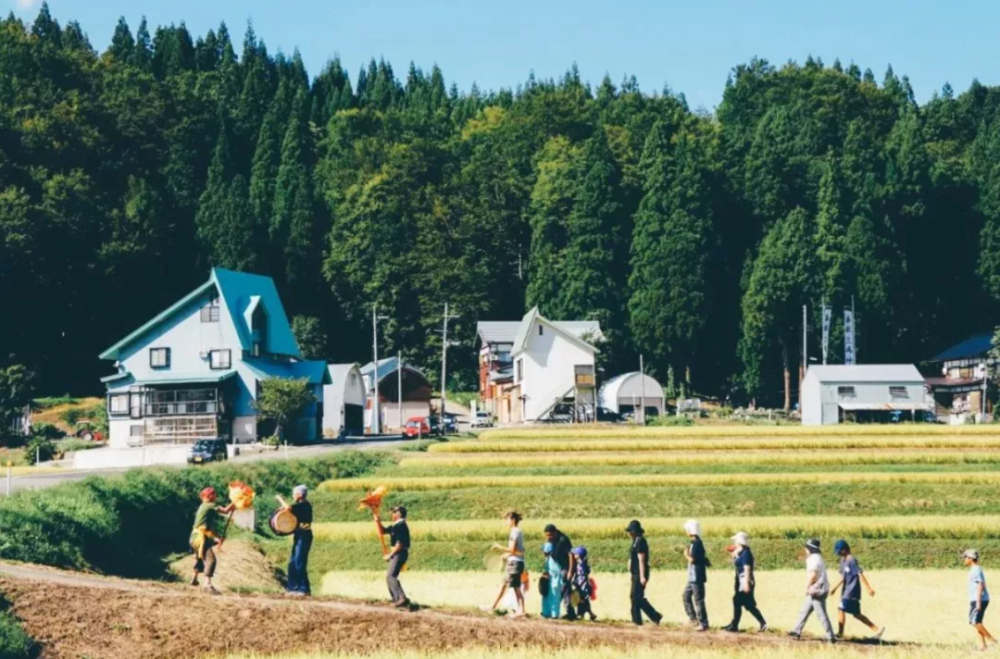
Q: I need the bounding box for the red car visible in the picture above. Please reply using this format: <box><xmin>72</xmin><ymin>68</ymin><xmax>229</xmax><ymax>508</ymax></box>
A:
<box><xmin>403</xmin><ymin>416</ymin><xmax>431</xmax><ymax>438</ymax></box>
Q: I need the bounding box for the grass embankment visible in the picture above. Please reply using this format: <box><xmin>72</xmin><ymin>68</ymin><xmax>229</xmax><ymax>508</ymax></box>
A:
<box><xmin>224</xmin><ymin>650</ymin><xmax>948</xmax><ymax>659</ymax></box>
<box><xmin>0</xmin><ymin>451</ymin><xmax>387</xmax><ymax>578</ymax></box>
<box><xmin>430</xmin><ymin>437</ymin><xmax>1000</xmax><ymax>453</ymax></box>
<box><xmin>481</xmin><ymin>424</ymin><xmax>1000</xmax><ymax>440</ymax></box>
<box><xmin>315</xmin><ymin>569</ymin><xmax>966</xmax><ymax>646</ymax></box>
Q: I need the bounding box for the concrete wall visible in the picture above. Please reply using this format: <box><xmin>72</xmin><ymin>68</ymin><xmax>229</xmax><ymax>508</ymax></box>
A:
<box><xmin>73</xmin><ymin>445</ymin><xmax>191</xmax><ymax>469</ymax></box>
<box><xmin>516</xmin><ymin>321</ymin><xmax>595</xmax><ymax>421</ymax></box>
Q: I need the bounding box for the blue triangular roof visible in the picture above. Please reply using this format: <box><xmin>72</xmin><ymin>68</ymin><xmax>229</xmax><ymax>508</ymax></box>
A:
<box><xmin>99</xmin><ymin>268</ymin><xmax>301</xmax><ymax>361</ymax></box>
<box><xmin>931</xmin><ymin>333</ymin><xmax>993</xmax><ymax>362</ymax></box>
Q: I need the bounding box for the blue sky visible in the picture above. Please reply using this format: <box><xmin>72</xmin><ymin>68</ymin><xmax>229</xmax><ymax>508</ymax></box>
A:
<box><xmin>8</xmin><ymin>0</ymin><xmax>997</xmax><ymax>111</ymax></box>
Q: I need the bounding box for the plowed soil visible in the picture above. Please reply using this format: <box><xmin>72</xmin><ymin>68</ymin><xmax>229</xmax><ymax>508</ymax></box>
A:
<box><xmin>0</xmin><ymin>564</ymin><xmax>800</xmax><ymax>659</ymax></box>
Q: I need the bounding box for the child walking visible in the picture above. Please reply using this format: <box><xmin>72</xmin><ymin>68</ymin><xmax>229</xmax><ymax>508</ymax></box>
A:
<box><xmin>829</xmin><ymin>539</ymin><xmax>884</xmax><ymax>640</ymax></box>
<box><xmin>682</xmin><ymin>519</ymin><xmax>709</xmax><ymax>631</ymax></box>
<box><xmin>964</xmin><ymin>549</ymin><xmax>996</xmax><ymax>652</ymax></box>
<box><xmin>722</xmin><ymin>532</ymin><xmax>767</xmax><ymax>633</ymax></box>
<box><xmin>571</xmin><ymin>546</ymin><xmax>597</xmax><ymax>621</ymax></box>
<box><xmin>540</xmin><ymin>542</ymin><xmax>564</xmax><ymax>619</ymax></box>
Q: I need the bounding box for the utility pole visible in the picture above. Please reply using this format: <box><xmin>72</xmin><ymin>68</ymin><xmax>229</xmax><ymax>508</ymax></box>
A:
<box><xmin>439</xmin><ymin>303</ymin><xmax>459</xmax><ymax>421</ymax></box>
<box><xmin>371</xmin><ymin>305</ymin><xmax>389</xmax><ymax>435</ymax></box>
<box><xmin>397</xmin><ymin>351</ymin><xmax>403</xmax><ymax>432</ymax></box>
<box><xmin>801</xmin><ymin>304</ymin><xmax>808</xmax><ymax>412</ymax></box>
<box><xmin>639</xmin><ymin>355</ymin><xmax>646</xmax><ymax>425</ymax></box>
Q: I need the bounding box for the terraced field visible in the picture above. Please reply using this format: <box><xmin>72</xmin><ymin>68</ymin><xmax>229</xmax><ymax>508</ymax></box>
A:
<box><xmin>256</xmin><ymin>424</ymin><xmax>1000</xmax><ymax>650</ymax></box>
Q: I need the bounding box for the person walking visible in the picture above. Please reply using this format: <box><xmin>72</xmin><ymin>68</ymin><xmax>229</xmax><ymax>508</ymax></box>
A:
<box><xmin>789</xmin><ymin>538</ymin><xmax>836</xmax><ymax>643</ymax></box>
<box><xmin>682</xmin><ymin>519</ymin><xmax>709</xmax><ymax>631</ymax></box>
<box><xmin>964</xmin><ymin>549</ymin><xmax>997</xmax><ymax>651</ymax></box>
<box><xmin>189</xmin><ymin>487</ymin><xmax>235</xmax><ymax>594</ymax></box>
<box><xmin>486</xmin><ymin>510</ymin><xmax>526</xmax><ymax>618</ymax></box>
<box><xmin>544</xmin><ymin>523</ymin><xmax>576</xmax><ymax>620</ymax></box>
<box><xmin>626</xmin><ymin>519</ymin><xmax>662</xmax><ymax>626</ymax></box>
<box><xmin>278</xmin><ymin>484</ymin><xmax>314</xmax><ymax>596</ymax></box>
<box><xmin>374</xmin><ymin>505</ymin><xmax>411</xmax><ymax>608</ymax></box>
<box><xmin>829</xmin><ymin>539</ymin><xmax>884</xmax><ymax>640</ymax></box>
<box><xmin>571</xmin><ymin>546</ymin><xmax>597</xmax><ymax>621</ymax></box>
<box><xmin>723</xmin><ymin>532</ymin><xmax>767</xmax><ymax>633</ymax></box>
<box><xmin>540</xmin><ymin>542</ymin><xmax>564</xmax><ymax>619</ymax></box>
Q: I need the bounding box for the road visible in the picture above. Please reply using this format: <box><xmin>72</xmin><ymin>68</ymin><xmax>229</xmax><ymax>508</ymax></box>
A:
<box><xmin>7</xmin><ymin>436</ymin><xmax>408</xmax><ymax>493</ymax></box>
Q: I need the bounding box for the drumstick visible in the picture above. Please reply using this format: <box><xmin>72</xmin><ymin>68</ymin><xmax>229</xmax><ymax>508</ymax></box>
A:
<box><xmin>372</xmin><ymin>510</ymin><xmax>389</xmax><ymax>557</ymax></box>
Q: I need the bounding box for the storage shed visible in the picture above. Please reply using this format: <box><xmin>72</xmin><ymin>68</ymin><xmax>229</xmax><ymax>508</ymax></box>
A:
<box><xmin>361</xmin><ymin>357</ymin><xmax>432</xmax><ymax>431</ymax></box>
<box><xmin>323</xmin><ymin>363</ymin><xmax>366</xmax><ymax>438</ymax></box>
<box><xmin>599</xmin><ymin>371</ymin><xmax>665</xmax><ymax>420</ymax></box>
<box><xmin>801</xmin><ymin>364</ymin><xmax>931</xmax><ymax>426</ymax></box>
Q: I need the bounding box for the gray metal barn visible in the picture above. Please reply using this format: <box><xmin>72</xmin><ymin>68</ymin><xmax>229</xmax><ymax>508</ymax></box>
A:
<box><xmin>801</xmin><ymin>364</ymin><xmax>931</xmax><ymax>425</ymax></box>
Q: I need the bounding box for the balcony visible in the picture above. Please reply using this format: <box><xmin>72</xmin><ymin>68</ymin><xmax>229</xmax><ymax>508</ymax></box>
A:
<box><xmin>143</xmin><ymin>388</ymin><xmax>221</xmax><ymax>417</ymax></box>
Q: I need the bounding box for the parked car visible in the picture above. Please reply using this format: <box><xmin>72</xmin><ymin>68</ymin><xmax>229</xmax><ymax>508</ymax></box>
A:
<box><xmin>404</xmin><ymin>416</ymin><xmax>432</xmax><ymax>439</ymax></box>
<box><xmin>440</xmin><ymin>413</ymin><xmax>459</xmax><ymax>434</ymax></box>
<box><xmin>471</xmin><ymin>411</ymin><xmax>494</xmax><ymax>428</ymax></box>
<box><xmin>595</xmin><ymin>406</ymin><xmax>623</xmax><ymax>423</ymax></box>
<box><xmin>187</xmin><ymin>438</ymin><xmax>229</xmax><ymax>464</ymax></box>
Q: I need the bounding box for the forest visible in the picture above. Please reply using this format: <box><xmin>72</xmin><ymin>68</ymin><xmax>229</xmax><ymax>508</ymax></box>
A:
<box><xmin>1</xmin><ymin>4</ymin><xmax>999</xmax><ymax>407</ymax></box>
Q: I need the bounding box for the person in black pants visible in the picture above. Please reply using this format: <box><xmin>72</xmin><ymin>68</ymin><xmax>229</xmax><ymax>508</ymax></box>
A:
<box><xmin>544</xmin><ymin>523</ymin><xmax>576</xmax><ymax>620</ymax></box>
<box><xmin>626</xmin><ymin>519</ymin><xmax>662</xmax><ymax>626</ymax></box>
<box><xmin>375</xmin><ymin>505</ymin><xmax>411</xmax><ymax>608</ymax></box>
<box><xmin>723</xmin><ymin>531</ymin><xmax>767</xmax><ymax>632</ymax></box>
<box><xmin>279</xmin><ymin>484</ymin><xmax>314</xmax><ymax>595</ymax></box>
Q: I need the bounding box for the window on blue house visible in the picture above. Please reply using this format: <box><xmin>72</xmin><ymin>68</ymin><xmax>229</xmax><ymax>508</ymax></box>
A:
<box><xmin>201</xmin><ymin>294</ymin><xmax>220</xmax><ymax>323</ymax></box>
<box><xmin>150</xmin><ymin>348</ymin><xmax>170</xmax><ymax>368</ymax></box>
<box><xmin>210</xmin><ymin>349</ymin><xmax>231</xmax><ymax>370</ymax></box>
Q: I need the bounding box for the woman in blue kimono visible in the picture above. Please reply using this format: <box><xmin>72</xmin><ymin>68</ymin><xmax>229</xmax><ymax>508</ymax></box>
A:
<box><xmin>541</xmin><ymin>542</ymin><xmax>564</xmax><ymax>618</ymax></box>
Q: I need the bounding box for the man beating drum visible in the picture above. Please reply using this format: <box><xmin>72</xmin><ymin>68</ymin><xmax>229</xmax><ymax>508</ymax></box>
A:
<box><xmin>275</xmin><ymin>484</ymin><xmax>314</xmax><ymax>596</ymax></box>
<box><xmin>374</xmin><ymin>505</ymin><xmax>411</xmax><ymax>608</ymax></box>
<box><xmin>190</xmin><ymin>487</ymin><xmax>236</xmax><ymax>593</ymax></box>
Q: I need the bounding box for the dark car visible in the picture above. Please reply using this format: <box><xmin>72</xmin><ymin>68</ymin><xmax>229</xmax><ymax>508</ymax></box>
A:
<box><xmin>187</xmin><ymin>438</ymin><xmax>229</xmax><ymax>464</ymax></box>
<box><xmin>596</xmin><ymin>406</ymin><xmax>623</xmax><ymax>423</ymax></box>
<box><xmin>440</xmin><ymin>413</ymin><xmax>459</xmax><ymax>434</ymax></box>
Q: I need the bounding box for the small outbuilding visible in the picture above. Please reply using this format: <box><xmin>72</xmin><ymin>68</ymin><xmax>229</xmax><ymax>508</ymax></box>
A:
<box><xmin>599</xmin><ymin>371</ymin><xmax>665</xmax><ymax>421</ymax></box>
<box><xmin>361</xmin><ymin>357</ymin><xmax>432</xmax><ymax>432</ymax></box>
<box><xmin>801</xmin><ymin>364</ymin><xmax>931</xmax><ymax>426</ymax></box>
<box><xmin>323</xmin><ymin>363</ymin><xmax>366</xmax><ymax>438</ymax></box>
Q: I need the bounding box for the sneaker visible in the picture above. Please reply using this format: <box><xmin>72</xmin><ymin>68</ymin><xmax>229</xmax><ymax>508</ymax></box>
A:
<box><xmin>696</xmin><ymin>625</ymin><xmax>708</xmax><ymax>632</ymax></box>
<box><xmin>393</xmin><ymin>599</ymin><xmax>411</xmax><ymax>609</ymax></box>
<box><xmin>721</xmin><ymin>624</ymin><xmax>738</xmax><ymax>633</ymax></box>
<box><xmin>787</xmin><ymin>631</ymin><xmax>801</xmax><ymax>640</ymax></box>
<box><xmin>871</xmin><ymin>627</ymin><xmax>885</xmax><ymax>641</ymax></box>
<box><xmin>758</xmin><ymin>623</ymin><xmax>768</xmax><ymax>633</ymax></box>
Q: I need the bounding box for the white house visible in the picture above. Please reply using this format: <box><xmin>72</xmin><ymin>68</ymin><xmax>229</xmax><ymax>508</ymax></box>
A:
<box><xmin>323</xmin><ymin>363</ymin><xmax>366</xmax><ymax>438</ymax></box>
<box><xmin>506</xmin><ymin>307</ymin><xmax>601</xmax><ymax>423</ymax></box>
<box><xmin>801</xmin><ymin>364</ymin><xmax>931</xmax><ymax>426</ymax></box>
<box><xmin>99</xmin><ymin>268</ymin><xmax>329</xmax><ymax>449</ymax></box>
<box><xmin>599</xmin><ymin>371</ymin><xmax>665</xmax><ymax>420</ymax></box>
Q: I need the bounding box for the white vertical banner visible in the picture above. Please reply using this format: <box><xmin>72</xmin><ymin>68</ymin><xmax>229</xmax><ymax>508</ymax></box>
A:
<box><xmin>844</xmin><ymin>309</ymin><xmax>856</xmax><ymax>365</ymax></box>
<box><xmin>821</xmin><ymin>306</ymin><xmax>832</xmax><ymax>365</ymax></box>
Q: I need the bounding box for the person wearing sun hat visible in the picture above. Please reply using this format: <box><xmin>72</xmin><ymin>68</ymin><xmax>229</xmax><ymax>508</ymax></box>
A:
<box><xmin>789</xmin><ymin>538</ymin><xmax>836</xmax><ymax>643</ymax></box>
<box><xmin>682</xmin><ymin>519</ymin><xmax>710</xmax><ymax>631</ymax></box>
<box><xmin>626</xmin><ymin>520</ymin><xmax>662</xmax><ymax>626</ymax></box>
<box><xmin>723</xmin><ymin>531</ymin><xmax>767</xmax><ymax>633</ymax></box>
<box><xmin>540</xmin><ymin>541</ymin><xmax>564</xmax><ymax>619</ymax></box>
<box><xmin>963</xmin><ymin>549</ymin><xmax>997</xmax><ymax>651</ymax></box>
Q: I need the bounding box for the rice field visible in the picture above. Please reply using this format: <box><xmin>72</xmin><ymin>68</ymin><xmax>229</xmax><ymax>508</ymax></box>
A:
<box><xmin>481</xmin><ymin>425</ymin><xmax>1000</xmax><ymax>439</ymax></box>
<box><xmin>315</xmin><ymin>569</ymin><xmax>970</xmax><ymax>646</ymax></box>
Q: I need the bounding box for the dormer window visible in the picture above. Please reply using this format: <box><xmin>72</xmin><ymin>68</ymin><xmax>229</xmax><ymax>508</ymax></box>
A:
<box><xmin>201</xmin><ymin>294</ymin><xmax>220</xmax><ymax>323</ymax></box>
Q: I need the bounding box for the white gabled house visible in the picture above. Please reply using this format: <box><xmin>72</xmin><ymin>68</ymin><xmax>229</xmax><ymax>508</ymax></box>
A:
<box><xmin>99</xmin><ymin>268</ymin><xmax>329</xmax><ymax>449</ymax></box>
<box><xmin>480</xmin><ymin>307</ymin><xmax>600</xmax><ymax>423</ymax></box>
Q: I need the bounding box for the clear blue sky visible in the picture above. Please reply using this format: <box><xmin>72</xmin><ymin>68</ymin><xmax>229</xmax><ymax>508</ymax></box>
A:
<box><xmin>9</xmin><ymin>0</ymin><xmax>997</xmax><ymax>111</ymax></box>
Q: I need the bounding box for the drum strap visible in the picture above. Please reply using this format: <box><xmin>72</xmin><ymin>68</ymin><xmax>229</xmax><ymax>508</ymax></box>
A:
<box><xmin>299</xmin><ymin>523</ymin><xmax>312</xmax><ymax>530</ymax></box>
<box><xmin>192</xmin><ymin>525</ymin><xmax>214</xmax><ymax>560</ymax></box>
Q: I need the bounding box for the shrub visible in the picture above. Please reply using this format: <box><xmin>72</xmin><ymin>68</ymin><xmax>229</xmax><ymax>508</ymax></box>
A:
<box><xmin>54</xmin><ymin>438</ymin><xmax>101</xmax><ymax>456</ymax></box>
<box><xmin>59</xmin><ymin>407</ymin><xmax>83</xmax><ymax>427</ymax></box>
<box><xmin>0</xmin><ymin>609</ymin><xmax>34</xmax><ymax>659</ymax></box>
<box><xmin>254</xmin><ymin>378</ymin><xmax>315</xmax><ymax>443</ymax></box>
<box><xmin>31</xmin><ymin>423</ymin><xmax>64</xmax><ymax>440</ymax></box>
<box><xmin>22</xmin><ymin>436</ymin><xmax>55</xmax><ymax>465</ymax></box>
<box><xmin>33</xmin><ymin>395</ymin><xmax>78</xmax><ymax>409</ymax></box>
<box><xmin>646</xmin><ymin>415</ymin><xmax>694</xmax><ymax>427</ymax></box>
<box><xmin>262</xmin><ymin>434</ymin><xmax>281</xmax><ymax>448</ymax></box>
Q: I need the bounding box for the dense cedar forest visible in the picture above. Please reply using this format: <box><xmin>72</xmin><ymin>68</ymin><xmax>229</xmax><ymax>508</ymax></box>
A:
<box><xmin>1</xmin><ymin>5</ymin><xmax>999</xmax><ymax>405</ymax></box>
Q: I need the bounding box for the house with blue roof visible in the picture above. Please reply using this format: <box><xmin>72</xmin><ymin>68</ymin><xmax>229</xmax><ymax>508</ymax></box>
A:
<box><xmin>926</xmin><ymin>332</ymin><xmax>994</xmax><ymax>423</ymax></box>
<box><xmin>99</xmin><ymin>268</ymin><xmax>330</xmax><ymax>448</ymax></box>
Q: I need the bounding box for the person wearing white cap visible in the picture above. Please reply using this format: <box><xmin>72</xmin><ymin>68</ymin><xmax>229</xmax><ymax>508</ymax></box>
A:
<box><xmin>789</xmin><ymin>538</ymin><xmax>835</xmax><ymax>643</ymax></box>
<box><xmin>277</xmin><ymin>484</ymin><xmax>313</xmax><ymax>596</ymax></box>
<box><xmin>963</xmin><ymin>549</ymin><xmax>996</xmax><ymax>651</ymax></box>
<box><xmin>682</xmin><ymin>519</ymin><xmax>709</xmax><ymax>631</ymax></box>
<box><xmin>723</xmin><ymin>532</ymin><xmax>767</xmax><ymax>633</ymax></box>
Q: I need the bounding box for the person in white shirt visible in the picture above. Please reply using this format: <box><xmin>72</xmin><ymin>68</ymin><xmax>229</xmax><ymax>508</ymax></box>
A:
<box><xmin>789</xmin><ymin>538</ymin><xmax>836</xmax><ymax>642</ymax></box>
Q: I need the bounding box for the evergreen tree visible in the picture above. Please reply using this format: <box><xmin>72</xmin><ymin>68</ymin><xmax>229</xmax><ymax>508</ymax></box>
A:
<box><xmin>107</xmin><ymin>17</ymin><xmax>134</xmax><ymax>63</ymax></box>
<box><xmin>131</xmin><ymin>18</ymin><xmax>152</xmax><ymax>71</ymax></box>
<box><xmin>526</xmin><ymin>136</ymin><xmax>578</xmax><ymax>312</ymax></box>
<box><xmin>815</xmin><ymin>155</ymin><xmax>848</xmax><ymax>302</ymax></box>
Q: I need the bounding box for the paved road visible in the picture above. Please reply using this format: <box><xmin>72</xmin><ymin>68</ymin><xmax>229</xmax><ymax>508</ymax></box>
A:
<box><xmin>7</xmin><ymin>437</ymin><xmax>408</xmax><ymax>493</ymax></box>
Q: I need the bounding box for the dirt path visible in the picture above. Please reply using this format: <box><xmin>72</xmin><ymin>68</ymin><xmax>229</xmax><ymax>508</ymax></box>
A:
<box><xmin>0</xmin><ymin>562</ymin><xmax>892</xmax><ymax>659</ymax></box>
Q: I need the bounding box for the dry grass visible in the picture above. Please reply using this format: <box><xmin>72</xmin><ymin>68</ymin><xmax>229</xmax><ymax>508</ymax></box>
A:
<box><xmin>311</xmin><ymin>515</ymin><xmax>1000</xmax><ymax>542</ymax></box>
<box><xmin>428</xmin><ymin>437</ymin><xmax>1000</xmax><ymax>453</ymax></box>
<box><xmin>314</xmin><ymin>569</ymin><xmax>973</xmax><ymax>647</ymax></box>
<box><xmin>321</xmin><ymin>471</ymin><xmax>1000</xmax><ymax>492</ymax></box>
<box><xmin>401</xmin><ymin>449</ymin><xmax>1000</xmax><ymax>469</ymax></box>
<box><xmin>481</xmin><ymin>425</ymin><xmax>1000</xmax><ymax>440</ymax></box>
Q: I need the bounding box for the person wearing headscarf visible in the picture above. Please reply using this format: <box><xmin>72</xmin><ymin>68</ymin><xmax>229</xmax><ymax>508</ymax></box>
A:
<box><xmin>682</xmin><ymin>519</ymin><xmax>709</xmax><ymax>631</ymax></box>
<box><xmin>375</xmin><ymin>505</ymin><xmax>411</xmax><ymax>608</ymax></box>
<box><xmin>540</xmin><ymin>542</ymin><xmax>564</xmax><ymax>619</ymax></box>
<box><xmin>789</xmin><ymin>538</ymin><xmax>836</xmax><ymax>643</ymax></box>
<box><xmin>189</xmin><ymin>486</ymin><xmax>235</xmax><ymax>593</ymax></box>
<box><xmin>723</xmin><ymin>531</ymin><xmax>767</xmax><ymax>633</ymax></box>
<box><xmin>277</xmin><ymin>484</ymin><xmax>313</xmax><ymax>596</ymax></box>
<box><xmin>626</xmin><ymin>519</ymin><xmax>662</xmax><ymax>626</ymax></box>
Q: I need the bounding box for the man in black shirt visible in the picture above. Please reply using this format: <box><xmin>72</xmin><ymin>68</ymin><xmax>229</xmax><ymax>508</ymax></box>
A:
<box><xmin>281</xmin><ymin>484</ymin><xmax>313</xmax><ymax>596</ymax></box>
<box><xmin>375</xmin><ymin>505</ymin><xmax>411</xmax><ymax>608</ymax></box>
<box><xmin>545</xmin><ymin>523</ymin><xmax>576</xmax><ymax>620</ymax></box>
<box><xmin>626</xmin><ymin>519</ymin><xmax>662</xmax><ymax>626</ymax></box>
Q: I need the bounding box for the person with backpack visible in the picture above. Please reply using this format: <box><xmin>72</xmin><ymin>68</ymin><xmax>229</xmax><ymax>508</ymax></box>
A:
<box><xmin>789</xmin><ymin>538</ymin><xmax>836</xmax><ymax>643</ymax></box>
<box><xmin>829</xmin><ymin>539</ymin><xmax>884</xmax><ymax>640</ymax></box>
<box><xmin>539</xmin><ymin>542</ymin><xmax>564</xmax><ymax>619</ymax></box>
<box><xmin>682</xmin><ymin>519</ymin><xmax>709</xmax><ymax>631</ymax></box>
<box><xmin>722</xmin><ymin>531</ymin><xmax>767</xmax><ymax>633</ymax></box>
<box><xmin>571</xmin><ymin>546</ymin><xmax>597</xmax><ymax>621</ymax></box>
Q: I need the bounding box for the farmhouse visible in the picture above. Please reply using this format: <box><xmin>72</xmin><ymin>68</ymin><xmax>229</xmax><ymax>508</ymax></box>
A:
<box><xmin>99</xmin><ymin>268</ymin><xmax>329</xmax><ymax>449</ymax></box>
<box><xmin>926</xmin><ymin>333</ymin><xmax>994</xmax><ymax>423</ymax></box>
<box><xmin>477</xmin><ymin>308</ymin><xmax>601</xmax><ymax>423</ymax></box>
<box><xmin>598</xmin><ymin>371</ymin><xmax>666</xmax><ymax>421</ymax></box>
<box><xmin>801</xmin><ymin>364</ymin><xmax>931</xmax><ymax>426</ymax></box>
<box><xmin>323</xmin><ymin>363</ymin><xmax>366</xmax><ymax>438</ymax></box>
<box><xmin>361</xmin><ymin>356</ymin><xmax>432</xmax><ymax>432</ymax></box>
